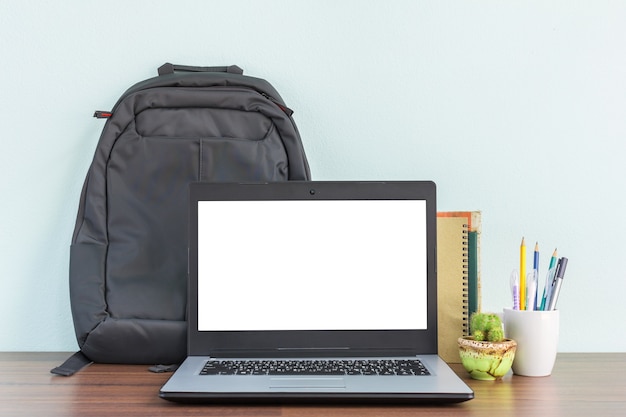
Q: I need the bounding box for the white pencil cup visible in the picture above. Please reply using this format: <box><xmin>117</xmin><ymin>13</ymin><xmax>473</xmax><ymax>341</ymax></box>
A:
<box><xmin>503</xmin><ymin>308</ymin><xmax>559</xmax><ymax>377</ymax></box>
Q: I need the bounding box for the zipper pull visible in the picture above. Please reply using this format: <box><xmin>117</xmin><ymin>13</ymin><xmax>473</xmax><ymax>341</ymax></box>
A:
<box><xmin>260</xmin><ymin>93</ymin><xmax>294</xmax><ymax>116</ymax></box>
<box><xmin>93</xmin><ymin>110</ymin><xmax>112</xmax><ymax>119</ymax></box>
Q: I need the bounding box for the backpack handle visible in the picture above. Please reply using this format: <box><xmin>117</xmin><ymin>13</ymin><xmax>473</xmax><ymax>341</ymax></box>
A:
<box><xmin>157</xmin><ymin>63</ymin><xmax>244</xmax><ymax>76</ymax></box>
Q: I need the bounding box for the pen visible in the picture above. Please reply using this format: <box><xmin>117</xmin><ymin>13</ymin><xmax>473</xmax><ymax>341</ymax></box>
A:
<box><xmin>547</xmin><ymin>257</ymin><xmax>568</xmax><ymax>311</ymax></box>
<box><xmin>541</xmin><ymin>266</ymin><xmax>556</xmax><ymax>311</ymax></box>
<box><xmin>526</xmin><ymin>271</ymin><xmax>537</xmax><ymax>311</ymax></box>
<box><xmin>520</xmin><ymin>238</ymin><xmax>526</xmax><ymax>310</ymax></box>
<box><xmin>510</xmin><ymin>270</ymin><xmax>520</xmax><ymax>310</ymax></box>
<box><xmin>546</xmin><ymin>258</ymin><xmax>562</xmax><ymax>309</ymax></box>
<box><xmin>533</xmin><ymin>242</ymin><xmax>539</xmax><ymax>310</ymax></box>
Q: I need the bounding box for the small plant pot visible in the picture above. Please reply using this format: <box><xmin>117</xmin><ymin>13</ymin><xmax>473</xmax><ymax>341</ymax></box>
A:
<box><xmin>457</xmin><ymin>336</ymin><xmax>517</xmax><ymax>380</ymax></box>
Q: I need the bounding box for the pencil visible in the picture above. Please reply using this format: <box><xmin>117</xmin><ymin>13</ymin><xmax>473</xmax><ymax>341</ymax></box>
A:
<box><xmin>520</xmin><ymin>237</ymin><xmax>526</xmax><ymax>310</ymax></box>
<box><xmin>549</xmin><ymin>248</ymin><xmax>558</xmax><ymax>269</ymax></box>
<box><xmin>540</xmin><ymin>248</ymin><xmax>558</xmax><ymax>310</ymax></box>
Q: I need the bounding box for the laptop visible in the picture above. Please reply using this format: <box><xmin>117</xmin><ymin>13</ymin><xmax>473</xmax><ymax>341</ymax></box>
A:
<box><xmin>160</xmin><ymin>180</ymin><xmax>474</xmax><ymax>404</ymax></box>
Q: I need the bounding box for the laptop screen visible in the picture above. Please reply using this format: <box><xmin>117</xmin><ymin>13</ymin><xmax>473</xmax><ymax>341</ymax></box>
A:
<box><xmin>188</xmin><ymin>181</ymin><xmax>438</xmax><ymax>357</ymax></box>
<box><xmin>197</xmin><ymin>199</ymin><xmax>428</xmax><ymax>331</ymax></box>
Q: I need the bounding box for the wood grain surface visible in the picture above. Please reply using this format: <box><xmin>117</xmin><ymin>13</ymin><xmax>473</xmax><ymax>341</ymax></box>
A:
<box><xmin>1</xmin><ymin>352</ymin><xmax>624</xmax><ymax>417</ymax></box>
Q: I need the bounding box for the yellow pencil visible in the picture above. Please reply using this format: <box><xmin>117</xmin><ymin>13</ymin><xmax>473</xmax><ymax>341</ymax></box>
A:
<box><xmin>520</xmin><ymin>237</ymin><xmax>526</xmax><ymax>310</ymax></box>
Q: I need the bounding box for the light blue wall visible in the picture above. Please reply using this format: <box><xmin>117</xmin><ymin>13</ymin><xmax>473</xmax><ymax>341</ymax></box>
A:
<box><xmin>1</xmin><ymin>1</ymin><xmax>624</xmax><ymax>352</ymax></box>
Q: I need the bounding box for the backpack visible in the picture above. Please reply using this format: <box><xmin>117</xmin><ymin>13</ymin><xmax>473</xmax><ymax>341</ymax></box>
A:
<box><xmin>52</xmin><ymin>63</ymin><xmax>311</xmax><ymax>376</ymax></box>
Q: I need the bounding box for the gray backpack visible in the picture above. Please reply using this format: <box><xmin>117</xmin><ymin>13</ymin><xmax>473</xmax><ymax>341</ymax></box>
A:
<box><xmin>52</xmin><ymin>64</ymin><xmax>310</xmax><ymax>375</ymax></box>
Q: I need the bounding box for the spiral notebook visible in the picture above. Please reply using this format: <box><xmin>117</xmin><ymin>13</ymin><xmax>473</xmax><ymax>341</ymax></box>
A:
<box><xmin>436</xmin><ymin>216</ymin><xmax>470</xmax><ymax>363</ymax></box>
<box><xmin>436</xmin><ymin>211</ymin><xmax>482</xmax><ymax>363</ymax></box>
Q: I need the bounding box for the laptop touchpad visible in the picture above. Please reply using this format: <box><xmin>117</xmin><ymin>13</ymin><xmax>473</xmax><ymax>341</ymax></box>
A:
<box><xmin>269</xmin><ymin>377</ymin><xmax>346</xmax><ymax>388</ymax></box>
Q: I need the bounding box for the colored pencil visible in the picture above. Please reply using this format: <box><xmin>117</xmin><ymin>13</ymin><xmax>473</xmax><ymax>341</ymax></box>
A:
<box><xmin>540</xmin><ymin>248</ymin><xmax>558</xmax><ymax>310</ymax></box>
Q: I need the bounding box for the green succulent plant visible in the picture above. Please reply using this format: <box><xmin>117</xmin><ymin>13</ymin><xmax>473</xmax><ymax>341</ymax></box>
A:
<box><xmin>470</xmin><ymin>312</ymin><xmax>505</xmax><ymax>342</ymax></box>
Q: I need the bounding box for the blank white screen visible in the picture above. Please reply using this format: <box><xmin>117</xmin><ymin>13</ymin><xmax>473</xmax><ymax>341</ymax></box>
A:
<box><xmin>197</xmin><ymin>200</ymin><xmax>428</xmax><ymax>331</ymax></box>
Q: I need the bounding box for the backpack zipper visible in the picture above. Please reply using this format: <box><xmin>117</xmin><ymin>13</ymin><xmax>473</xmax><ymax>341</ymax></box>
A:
<box><xmin>102</xmin><ymin>88</ymin><xmax>293</xmax><ymax>119</ymax></box>
<box><xmin>93</xmin><ymin>110</ymin><xmax>113</xmax><ymax>119</ymax></box>
<box><xmin>259</xmin><ymin>92</ymin><xmax>294</xmax><ymax>117</ymax></box>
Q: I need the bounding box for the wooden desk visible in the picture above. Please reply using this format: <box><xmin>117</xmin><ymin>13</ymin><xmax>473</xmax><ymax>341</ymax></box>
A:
<box><xmin>1</xmin><ymin>352</ymin><xmax>624</xmax><ymax>416</ymax></box>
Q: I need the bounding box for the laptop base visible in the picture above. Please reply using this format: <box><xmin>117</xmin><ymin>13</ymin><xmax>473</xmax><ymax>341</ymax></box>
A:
<box><xmin>160</xmin><ymin>354</ymin><xmax>473</xmax><ymax>404</ymax></box>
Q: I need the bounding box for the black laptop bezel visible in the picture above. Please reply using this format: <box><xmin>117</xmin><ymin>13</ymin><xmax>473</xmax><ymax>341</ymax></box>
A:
<box><xmin>187</xmin><ymin>181</ymin><xmax>438</xmax><ymax>358</ymax></box>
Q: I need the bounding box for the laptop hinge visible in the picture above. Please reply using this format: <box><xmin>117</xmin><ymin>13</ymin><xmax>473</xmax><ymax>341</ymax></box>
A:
<box><xmin>206</xmin><ymin>348</ymin><xmax>420</xmax><ymax>358</ymax></box>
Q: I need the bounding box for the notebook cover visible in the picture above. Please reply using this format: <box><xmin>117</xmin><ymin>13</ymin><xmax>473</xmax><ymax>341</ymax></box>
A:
<box><xmin>436</xmin><ymin>216</ymin><xmax>469</xmax><ymax>363</ymax></box>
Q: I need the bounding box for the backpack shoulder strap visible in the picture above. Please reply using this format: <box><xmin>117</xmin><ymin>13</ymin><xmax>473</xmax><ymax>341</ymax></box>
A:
<box><xmin>50</xmin><ymin>351</ymin><xmax>93</xmax><ymax>376</ymax></box>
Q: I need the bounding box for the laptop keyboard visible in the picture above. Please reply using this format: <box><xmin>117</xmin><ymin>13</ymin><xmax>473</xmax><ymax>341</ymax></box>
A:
<box><xmin>200</xmin><ymin>359</ymin><xmax>430</xmax><ymax>376</ymax></box>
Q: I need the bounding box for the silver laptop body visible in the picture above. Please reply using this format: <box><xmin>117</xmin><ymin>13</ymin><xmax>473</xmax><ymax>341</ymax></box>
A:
<box><xmin>160</xmin><ymin>181</ymin><xmax>473</xmax><ymax>403</ymax></box>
